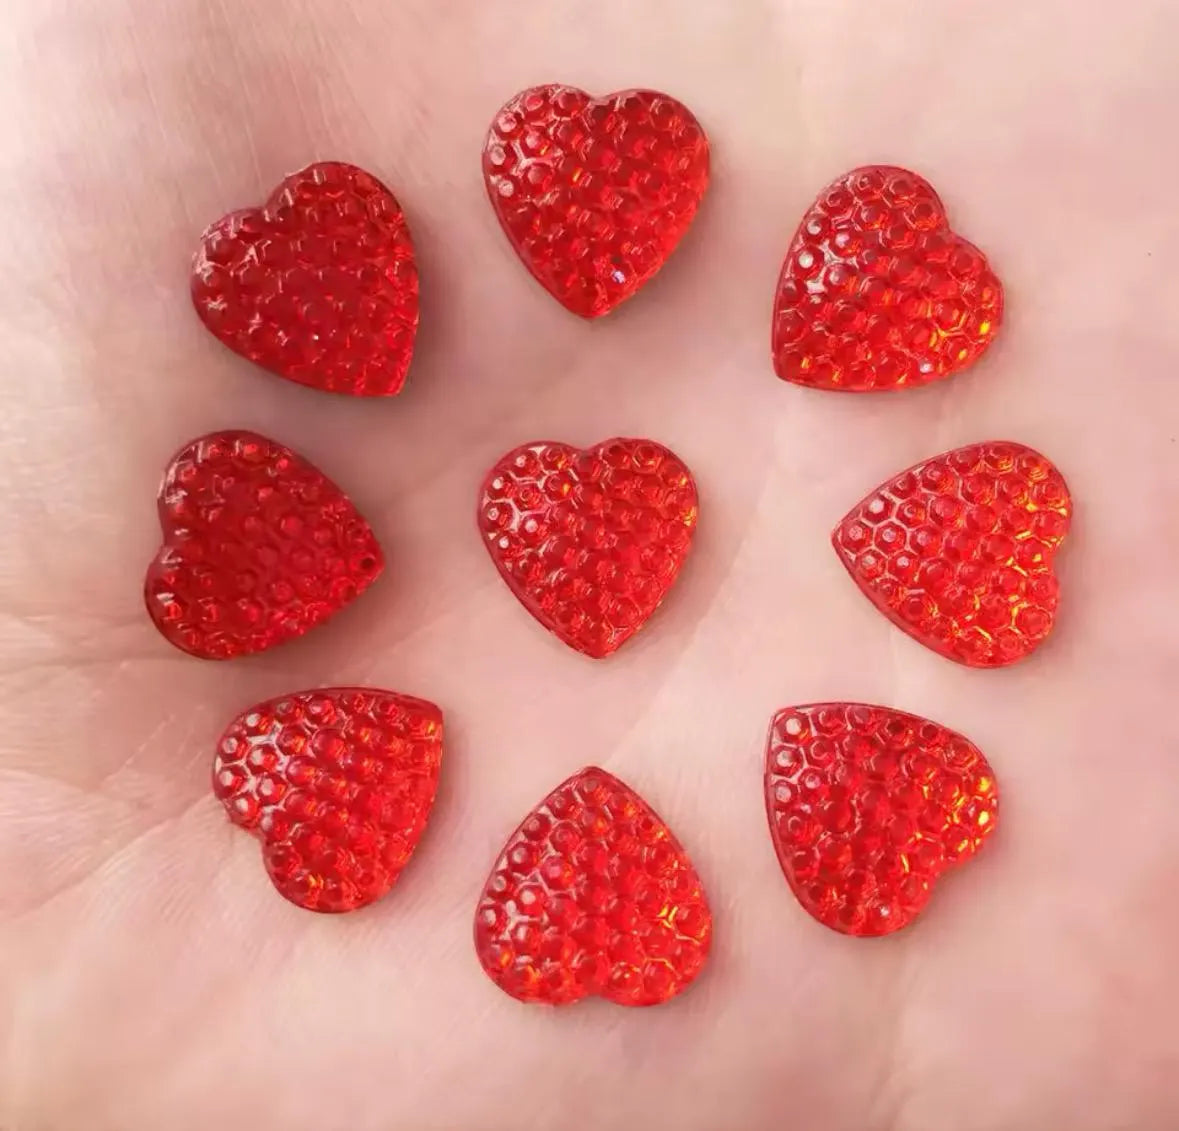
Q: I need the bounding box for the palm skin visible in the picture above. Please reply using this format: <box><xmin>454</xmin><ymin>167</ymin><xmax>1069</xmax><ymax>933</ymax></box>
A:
<box><xmin>2</xmin><ymin>1</ymin><xmax>1178</xmax><ymax>1128</ymax></box>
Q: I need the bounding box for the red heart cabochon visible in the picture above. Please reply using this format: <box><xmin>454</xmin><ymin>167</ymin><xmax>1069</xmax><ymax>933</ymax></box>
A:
<box><xmin>474</xmin><ymin>767</ymin><xmax>711</xmax><ymax>1005</ymax></box>
<box><xmin>772</xmin><ymin>165</ymin><xmax>1003</xmax><ymax>391</ymax></box>
<box><xmin>144</xmin><ymin>430</ymin><xmax>383</xmax><ymax>660</ymax></box>
<box><xmin>192</xmin><ymin>161</ymin><xmax>419</xmax><ymax>396</ymax></box>
<box><xmin>214</xmin><ymin>687</ymin><xmax>443</xmax><ymax>913</ymax></box>
<box><xmin>483</xmin><ymin>85</ymin><xmax>710</xmax><ymax>317</ymax></box>
<box><xmin>478</xmin><ymin>438</ymin><xmax>698</xmax><ymax>658</ymax></box>
<box><xmin>765</xmin><ymin>703</ymin><xmax>998</xmax><ymax>936</ymax></box>
<box><xmin>834</xmin><ymin>441</ymin><xmax>1072</xmax><ymax>667</ymax></box>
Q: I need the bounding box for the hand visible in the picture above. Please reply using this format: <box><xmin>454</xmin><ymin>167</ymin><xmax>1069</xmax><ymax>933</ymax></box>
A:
<box><xmin>3</xmin><ymin>2</ymin><xmax>1177</xmax><ymax>1128</ymax></box>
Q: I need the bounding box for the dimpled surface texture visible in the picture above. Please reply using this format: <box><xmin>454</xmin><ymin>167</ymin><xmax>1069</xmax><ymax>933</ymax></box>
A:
<box><xmin>772</xmin><ymin>165</ymin><xmax>1003</xmax><ymax>391</ymax></box>
<box><xmin>483</xmin><ymin>85</ymin><xmax>710</xmax><ymax>317</ymax></box>
<box><xmin>213</xmin><ymin>688</ymin><xmax>442</xmax><ymax>913</ymax></box>
<box><xmin>144</xmin><ymin>430</ymin><xmax>383</xmax><ymax>659</ymax></box>
<box><xmin>478</xmin><ymin>438</ymin><xmax>698</xmax><ymax>658</ymax></box>
<box><xmin>765</xmin><ymin>703</ymin><xmax>999</xmax><ymax>937</ymax></box>
<box><xmin>474</xmin><ymin>767</ymin><xmax>712</xmax><ymax>1006</ymax></box>
<box><xmin>191</xmin><ymin>161</ymin><xmax>419</xmax><ymax>396</ymax></box>
<box><xmin>834</xmin><ymin>441</ymin><xmax>1071</xmax><ymax>667</ymax></box>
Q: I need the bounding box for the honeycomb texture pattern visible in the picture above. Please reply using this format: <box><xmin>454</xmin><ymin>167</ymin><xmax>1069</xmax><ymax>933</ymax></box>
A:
<box><xmin>478</xmin><ymin>438</ymin><xmax>698</xmax><ymax>658</ymax></box>
<box><xmin>483</xmin><ymin>85</ymin><xmax>710</xmax><ymax>317</ymax></box>
<box><xmin>213</xmin><ymin>688</ymin><xmax>442</xmax><ymax>913</ymax></box>
<box><xmin>144</xmin><ymin>430</ymin><xmax>383</xmax><ymax>660</ymax></box>
<box><xmin>835</xmin><ymin>441</ymin><xmax>1071</xmax><ymax>667</ymax></box>
<box><xmin>765</xmin><ymin>703</ymin><xmax>998</xmax><ymax>936</ymax></box>
<box><xmin>192</xmin><ymin>161</ymin><xmax>419</xmax><ymax>396</ymax></box>
<box><xmin>475</xmin><ymin>767</ymin><xmax>712</xmax><ymax>1006</ymax></box>
<box><xmin>772</xmin><ymin>165</ymin><xmax>1003</xmax><ymax>391</ymax></box>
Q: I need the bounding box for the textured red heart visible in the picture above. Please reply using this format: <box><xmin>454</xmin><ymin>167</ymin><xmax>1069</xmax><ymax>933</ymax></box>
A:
<box><xmin>144</xmin><ymin>430</ymin><xmax>383</xmax><ymax>660</ymax></box>
<box><xmin>478</xmin><ymin>438</ymin><xmax>698</xmax><ymax>658</ymax></box>
<box><xmin>214</xmin><ymin>688</ymin><xmax>442</xmax><ymax>912</ymax></box>
<box><xmin>834</xmin><ymin>441</ymin><xmax>1071</xmax><ymax>667</ymax></box>
<box><xmin>474</xmin><ymin>767</ymin><xmax>711</xmax><ymax>1005</ymax></box>
<box><xmin>483</xmin><ymin>85</ymin><xmax>710</xmax><ymax>318</ymax></box>
<box><xmin>191</xmin><ymin>161</ymin><xmax>419</xmax><ymax>396</ymax></box>
<box><xmin>765</xmin><ymin>703</ymin><xmax>998</xmax><ymax>937</ymax></box>
<box><xmin>772</xmin><ymin>165</ymin><xmax>1003</xmax><ymax>391</ymax></box>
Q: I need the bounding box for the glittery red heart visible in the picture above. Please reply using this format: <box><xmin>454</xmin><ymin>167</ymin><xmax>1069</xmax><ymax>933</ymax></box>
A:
<box><xmin>144</xmin><ymin>430</ymin><xmax>383</xmax><ymax>660</ymax></box>
<box><xmin>765</xmin><ymin>703</ymin><xmax>998</xmax><ymax>937</ymax></box>
<box><xmin>474</xmin><ymin>767</ymin><xmax>711</xmax><ymax>1005</ymax></box>
<box><xmin>772</xmin><ymin>165</ymin><xmax>1003</xmax><ymax>391</ymax></box>
<box><xmin>483</xmin><ymin>85</ymin><xmax>710</xmax><ymax>318</ymax></box>
<box><xmin>191</xmin><ymin>161</ymin><xmax>419</xmax><ymax>396</ymax></box>
<box><xmin>214</xmin><ymin>688</ymin><xmax>442</xmax><ymax>913</ymax></box>
<box><xmin>478</xmin><ymin>438</ymin><xmax>698</xmax><ymax>658</ymax></box>
<box><xmin>834</xmin><ymin>441</ymin><xmax>1071</xmax><ymax>667</ymax></box>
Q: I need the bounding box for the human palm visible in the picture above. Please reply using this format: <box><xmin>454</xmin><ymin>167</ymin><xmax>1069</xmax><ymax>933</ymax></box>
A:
<box><xmin>3</xmin><ymin>2</ymin><xmax>1178</xmax><ymax>1128</ymax></box>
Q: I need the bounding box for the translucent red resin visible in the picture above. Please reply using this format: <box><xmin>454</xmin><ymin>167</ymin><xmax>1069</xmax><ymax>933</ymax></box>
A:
<box><xmin>192</xmin><ymin>161</ymin><xmax>419</xmax><ymax>396</ymax></box>
<box><xmin>772</xmin><ymin>165</ymin><xmax>1002</xmax><ymax>391</ymax></box>
<box><xmin>478</xmin><ymin>438</ymin><xmax>698</xmax><ymax>658</ymax></box>
<box><xmin>765</xmin><ymin>703</ymin><xmax>998</xmax><ymax>937</ymax></box>
<box><xmin>214</xmin><ymin>688</ymin><xmax>442</xmax><ymax>912</ymax></box>
<box><xmin>144</xmin><ymin>430</ymin><xmax>383</xmax><ymax>659</ymax></box>
<box><xmin>475</xmin><ymin>767</ymin><xmax>711</xmax><ymax>1005</ymax></box>
<box><xmin>834</xmin><ymin>441</ymin><xmax>1071</xmax><ymax>667</ymax></box>
<box><xmin>483</xmin><ymin>85</ymin><xmax>710</xmax><ymax>317</ymax></box>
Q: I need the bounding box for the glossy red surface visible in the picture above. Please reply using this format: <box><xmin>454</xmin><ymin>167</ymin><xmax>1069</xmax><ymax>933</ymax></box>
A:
<box><xmin>192</xmin><ymin>161</ymin><xmax>419</xmax><ymax>395</ymax></box>
<box><xmin>765</xmin><ymin>703</ymin><xmax>998</xmax><ymax>936</ymax></box>
<box><xmin>214</xmin><ymin>688</ymin><xmax>442</xmax><ymax>912</ymax></box>
<box><xmin>834</xmin><ymin>441</ymin><xmax>1071</xmax><ymax>666</ymax></box>
<box><xmin>478</xmin><ymin>438</ymin><xmax>698</xmax><ymax>658</ymax></box>
<box><xmin>475</xmin><ymin>767</ymin><xmax>711</xmax><ymax>1005</ymax></box>
<box><xmin>483</xmin><ymin>85</ymin><xmax>709</xmax><ymax>317</ymax></box>
<box><xmin>772</xmin><ymin>165</ymin><xmax>1002</xmax><ymax>391</ymax></box>
<box><xmin>144</xmin><ymin>430</ymin><xmax>383</xmax><ymax>659</ymax></box>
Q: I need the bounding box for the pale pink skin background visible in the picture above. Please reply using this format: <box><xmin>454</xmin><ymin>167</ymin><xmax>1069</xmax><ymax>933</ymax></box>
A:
<box><xmin>2</xmin><ymin>1</ymin><xmax>1178</xmax><ymax>1128</ymax></box>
